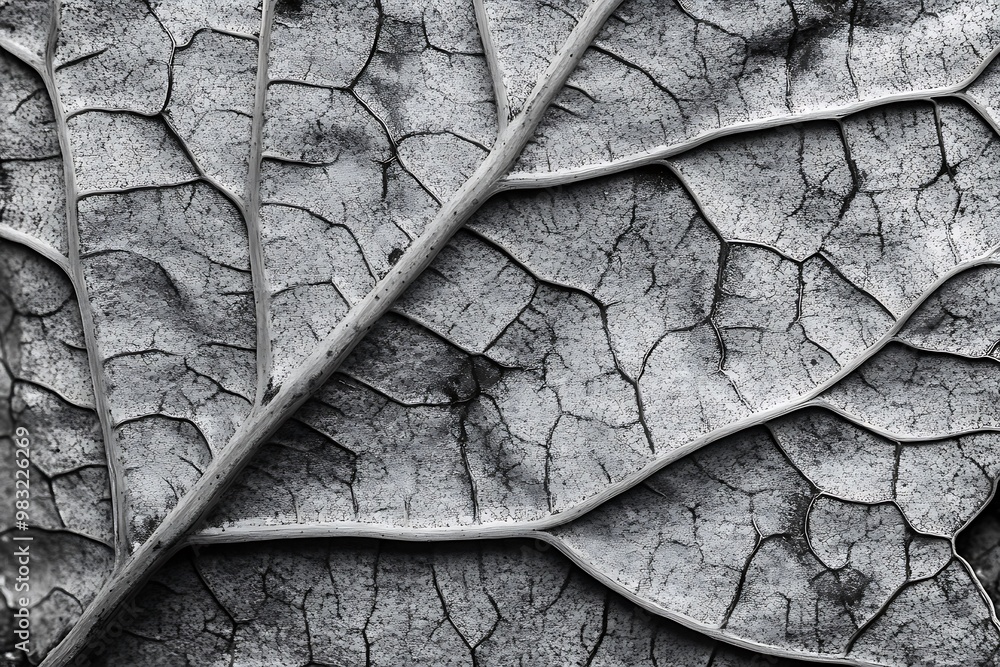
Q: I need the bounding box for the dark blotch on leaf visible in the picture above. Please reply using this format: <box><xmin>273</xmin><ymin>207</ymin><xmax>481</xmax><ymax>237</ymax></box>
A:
<box><xmin>135</xmin><ymin>515</ymin><xmax>160</xmax><ymax>544</ymax></box>
<box><xmin>836</xmin><ymin>567</ymin><xmax>873</xmax><ymax>607</ymax></box>
<box><xmin>276</xmin><ymin>0</ymin><xmax>304</xmax><ymax>15</ymax></box>
<box><xmin>472</xmin><ymin>357</ymin><xmax>503</xmax><ymax>392</ymax></box>
<box><xmin>957</xmin><ymin>490</ymin><xmax>1000</xmax><ymax>607</ymax></box>
<box><xmin>262</xmin><ymin>380</ymin><xmax>280</xmax><ymax>405</ymax></box>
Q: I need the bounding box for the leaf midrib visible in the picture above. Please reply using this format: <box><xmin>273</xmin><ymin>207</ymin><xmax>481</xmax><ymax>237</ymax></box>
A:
<box><xmin>38</xmin><ymin>1</ymin><xmax>627</xmax><ymax>663</ymax></box>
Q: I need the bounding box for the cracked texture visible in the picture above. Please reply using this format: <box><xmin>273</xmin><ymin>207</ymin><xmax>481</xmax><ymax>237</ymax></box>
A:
<box><xmin>67</xmin><ymin>112</ymin><xmax>198</xmax><ymax>192</ymax></box>
<box><xmin>0</xmin><ymin>51</ymin><xmax>66</xmax><ymax>254</ymax></box>
<box><xmin>54</xmin><ymin>0</ymin><xmax>173</xmax><ymax>115</ymax></box>
<box><xmin>209</xmin><ymin>132</ymin><xmax>1000</xmax><ymax>658</ymax></box>
<box><xmin>481</xmin><ymin>0</ymin><xmax>587</xmax><ymax>119</ymax></box>
<box><xmin>0</xmin><ymin>243</ymin><xmax>113</xmax><ymax>663</ymax></box>
<box><xmin>90</xmin><ymin>539</ymin><xmax>812</xmax><ymax>667</ymax></box>
<box><xmin>165</xmin><ymin>30</ymin><xmax>256</xmax><ymax>195</ymax></box>
<box><xmin>5</xmin><ymin>1</ymin><xmax>1000</xmax><ymax>665</ymax></box>
<box><xmin>147</xmin><ymin>1</ymin><xmax>261</xmax><ymax>47</ymax></box>
<box><xmin>78</xmin><ymin>184</ymin><xmax>255</xmax><ymax>548</ymax></box>
<box><xmin>551</xmin><ymin>421</ymin><xmax>991</xmax><ymax>662</ymax></box>
<box><xmin>771</xmin><ymin>408</ymin><xmax>1000</xmax><ymax>536</ymax></box>
<box><xmin>215</xmin><ymin>105</ymin><xmax>1000</xmax><ymax>539</ymax></box>
<box><xmin>514</xmin><ymin>0</ymin><xmax>1000</xmax><ymax>176</ymax></box>
<box><xmin>260</xmin><ymin>79</ymin><xmax>436</xmax><ymax>381</ymax></box>
<box><xmin>352</xmin><ymin>0</ymin><xmax>497</xmax><ymax>199</ymax></box>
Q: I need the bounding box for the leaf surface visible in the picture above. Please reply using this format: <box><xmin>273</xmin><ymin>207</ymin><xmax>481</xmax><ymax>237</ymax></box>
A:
<box><xmin>92</xmin><ymin>539</ymin><xmax>813</xmax><ymax>667</ymax></box>
<box><xmin>209</xmin><ymin>98</ymin><xmax>1000</xmax><ymax>536</ymax></box>
<box><xmin>3</xmin><ymin>1</ymin><xmax>1000</xmax><ymax>665</ymax></box>
<box><xmin>510</xmin><ymin>0</ymin><xmax>1000</xmax><ymax>181</ymax></box>
<box><xmin>0</xmin><ymin>242</ymin><xmax>113</xmax><ymax>663</ymax></box>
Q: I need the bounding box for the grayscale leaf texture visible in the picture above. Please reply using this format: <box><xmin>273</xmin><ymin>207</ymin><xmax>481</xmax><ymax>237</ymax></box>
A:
<box><xmin>2</xmin><ymin>0</ymin><xmax>1000</xmax><ymax>665</ymax></box>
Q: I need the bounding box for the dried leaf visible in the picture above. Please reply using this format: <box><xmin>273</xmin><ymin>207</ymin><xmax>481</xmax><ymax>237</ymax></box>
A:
<box><xmin>3</xmin><ymin>1</ymin><xmax>1000</xmax><ymax>665</ymax></box>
